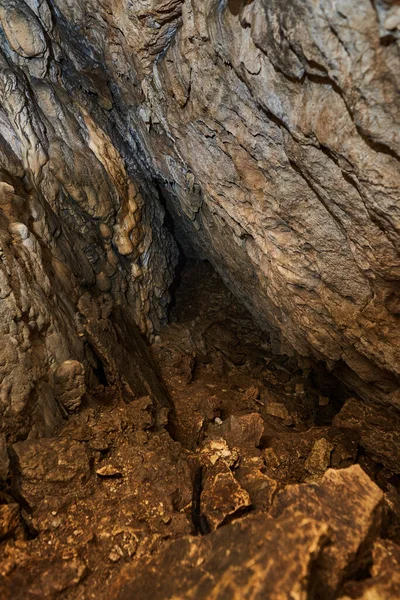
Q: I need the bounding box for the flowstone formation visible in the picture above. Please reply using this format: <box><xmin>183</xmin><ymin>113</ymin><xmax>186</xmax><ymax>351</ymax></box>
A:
<box><xmin>0</xmin><ymin>0</ymin><xmax>400</xmax><ymax>599</ymax></box>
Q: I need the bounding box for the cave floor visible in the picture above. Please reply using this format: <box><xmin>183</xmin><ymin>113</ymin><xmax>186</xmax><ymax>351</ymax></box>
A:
<box><xmin>1</xmin><ymin>261</ymin><xmax>400</xmax><ymax>599</ymax></box>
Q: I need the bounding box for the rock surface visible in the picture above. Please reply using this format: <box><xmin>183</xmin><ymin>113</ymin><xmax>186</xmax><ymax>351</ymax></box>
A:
<box><xmin>0</xmin><ymin>1</ymin><xmax>400</xmax><ymax>599</ymax></box>
<box><xmin>0</xmin><ymin>0</ymin><xmax>399</xmax><ymax>445</ymax></box>
<box><xmin>0</xmin><ymin>261</ymin><xmax>400</xmax><ymax>600</ymax></box>
<box><xmin>110</xmin><ymin>467</ymin><xmax>383</xmax><ymax>600</ymax></box>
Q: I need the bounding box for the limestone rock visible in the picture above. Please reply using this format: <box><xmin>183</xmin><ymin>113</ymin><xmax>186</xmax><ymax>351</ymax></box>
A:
<box><xmin>265</xmin><ymin>402</ymin><xmax>294</xmax><ymax>426</ymax></box>
<box><xmin>110</xmin><ymin>512</ymin><xmax>329</xmax><ymax>600</ymax></box>
<box><xmin>109</xmin><ymin>465</ymin><xmax>383</xmax><ymax>599</ymax></box>
<box><xmin>0</xmin><ymin>1</ymin><xmax>47</xmax><ymax>58</ymax></box>
<box><xmin>262</xmin><ymin>426</ymin><xmax>359</xmax><ymax>483</ymax></box>
<box><xmin>54</xmin><ymin>360</ymin><xmax>86</xmax><ymax>413</ymax></box>
<box><xmin>0</xmin><ymin>0</ymin><xmax>398</xmax><ymax>443</ymax></box>
<box><xmin>0</xmin><ymin>2</ymin><xmax>399</xmax><ymax>595</ymax></box>
<box><xmin>305</xmin><ymin>438</ymin><xmax>335</xmax><ymax>477</ymax></box>
<box><xmin>270</xmin><ymin>465</ymin><xmax>384</xmax><ymax>597</ymax></box>
<box><xmin>333</xmin><ymin>397</ymin><xmax>400</xmax><ymax>472</ymax></box>
<box><xmin>235</xmin><ymin>463</ymin><xmax>279</xmax><ymax>512</ymax></box>
<box><xmin>212</xmin><ymin>413</ymin><xmax>264</xmax><ymax>449</ymax></box>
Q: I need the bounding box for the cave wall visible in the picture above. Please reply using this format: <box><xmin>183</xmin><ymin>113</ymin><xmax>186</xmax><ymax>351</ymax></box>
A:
<box><xmin>139</xmin><ymin>0</ymin><xmax>400</xmax><ymax>407</ymax></box>
<box><xmin>0</xmin><ymin>0</ymin><xmax>178</xmax><ymax>442</ymax></box>
<box><xmin>0</xmin><ymin>0</ymin><xmax>399</xmax><ymax>441</ymax></box>
<box><xmin>145</xmin><ymin>0</ymin><xmax>400</xmax><ymax>408</ymax></box>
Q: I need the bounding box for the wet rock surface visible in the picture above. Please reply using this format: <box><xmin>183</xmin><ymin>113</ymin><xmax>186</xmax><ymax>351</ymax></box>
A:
<box><xmin>1</xmin><ymin>261</ymin><xmax>400</xmax><ymax>599</ymax></box>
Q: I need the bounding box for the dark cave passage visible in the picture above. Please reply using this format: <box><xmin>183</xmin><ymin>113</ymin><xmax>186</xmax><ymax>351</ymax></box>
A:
<box><xmin>160</xmin><ymin>250</ymin><xmax>350</xmax><ymax>444</ymax></box>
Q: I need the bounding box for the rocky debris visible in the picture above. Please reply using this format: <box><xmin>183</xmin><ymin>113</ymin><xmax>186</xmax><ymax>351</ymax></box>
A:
<box><xmin>333</xmin><ymin>397</ymin><xmax>400</xmax><ymax>472</ymax></box>
<box><xmin>1</xmin><ymin>399</ymin><xmax>194</xmax><ymax>598</ymax></box>
<box><xmin>10</xmin><ymin>438</ymin><xmax>91</xmax><ymax>510</ymax></box>
<box><xmin>1</xmin><ymin>263</ymin><xmax>400</xmax><ymax>598</ymax></box>
<box><xmin>201</xmin><ymin>462</ymin><xmax>251</xmax><ymax>531</ymax></box>
<box><xmin>235</xmin><ymin>460</ymin><xmax>279</xmax><ymax>512</ymax></box>
<box><xmin>109</xmin><ymin>467</ymin><xmax>389</xmax><ymax>600</ymax></box>
<box><xmin>95</xmin><ymin>464</ymin><xmax>123</xmax><ymax>478</ymax></box>
<box><xmin>262</xmin><ymin>426</ymin><xmax>359</xmax><ymax>483</ymax></box>
<box><xmin>0</xmin><ymin>555</ymin><xmax>88</xmax><ymax>600</ymax></box>
<box><xmin>54</xmin><ymin>360</ymin><xmax>86</xmax><ymax>413</ymax></box>
<box><xmin>265</xmin><ymin>401</ymin><xmax>294</xmax><ymax>426</ymax></box>
<box><xmin>270</xmin><ymin>466</ymin><xmax>384</xmax><ymax>597</ymax></box>
<box><xmin>208</xmin><ymin>413</ymin><xmax>264</xmax><ymax>450</ymax></box>
<box><xmin>200</xmin><ymin>438</ymin><xmax>239</xmax><ymax>469</ymax></box>
<box><xmin>0</xmin><ymin>503</ymin><xmax>20</xmax><ymax>540</ymax></box>
<box><xmin>110</xmin><ymin>512</ymin><xmax>330</xmax><ymax>600</ymax></box>
<box><xmin>305</xmin><ymin>438</ymin><xmax>335</xmax><ymax>478</ymax></box>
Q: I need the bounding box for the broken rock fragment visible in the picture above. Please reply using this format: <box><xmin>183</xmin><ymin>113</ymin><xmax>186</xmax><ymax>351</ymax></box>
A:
<box><xmin>211</xmin><ymin>413</ymin><xmax>264</xmax><ymax>450</ymax></box>
<box><xmin>110</xmin><ymin>512</ymin><xmax>329</xmax><ymax>600</ymax></box>
<box><xmin>201</xmin><ymin>462</ymin><xmax>251</xmax><ymax>530</ymax></box>
<box><xmin>305</xmin><ymin>437</ymin><xmax>334</xmax><ymax>477</ymax></box>
<box><xmin>265</xmin><ymin>401</ymin><xmax>294</xmax><ymax>426</ymax></box>
<box><xmin>235</xmin><ymin>461</ymin><xmax>279</xmax><ymax>512</ymax></box>
<box><xmin>333</xmin><ymin>397</ymin><xmax>400</xmax><ymax>471</ymax></box>
<box><xmin>10</xmin><ymin>438</ymin><xmax>90</xmax><ymax>510</ymax></box>
<box><xmin>270</xmin><ymin>465</ymin><xmax>384</xmax><ymax>598</ymax></box>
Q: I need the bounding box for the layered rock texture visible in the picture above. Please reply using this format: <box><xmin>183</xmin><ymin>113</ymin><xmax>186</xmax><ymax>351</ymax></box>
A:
<box><xmin>0</xmin><ymin>1</ymin><xmax>400</xmax><ymax>597</ymax></box>
<box><xmin>0</xmin><ymin>0</ymin><xmax>400</xmax><ymax>445</ymax></box>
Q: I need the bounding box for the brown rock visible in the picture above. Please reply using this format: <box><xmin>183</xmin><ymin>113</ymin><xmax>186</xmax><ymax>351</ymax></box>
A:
<box><xmin>200</xmin><ymin>438</ymin><xmax>239</xmax><ymax>468</ymax></box>
<box><xmin>96</xmin><ymin>464</ymin><xmax>123</xmax><ymax>478</ymax></box>
<box><xmin>54</xmin><ymin>360</ymin><xmax>86</xmax><ymax>413</ymax></box>
<box><xmin>235</xmin><ymin>463</ymin><xmax>279</xmax><ymax>512</ymax></box>
<box><xmin>110</xmin><ymin>512</ymin><xmax>329</xmax><ymax>600</ymax></box>
<box><xmin>262</xmin><ymin>427</ymin><xmax>359</xmax><ymax>483</ymax></box>
<box><xmin>270</xmin><ymin>465</ymin><xmax>384</xmax><ymax>597</ymax></box>
<box><xmin>0</xmin><ymin>556</ymin><xmax>88</xmax><ymax>600</ymax></box>
<box><xmin>333</xmin><ymin>397</ymin><xmax>400</xmax><ymax>472</ymax></box>
<box><xmin>215</xmin><ymin>413</ymin><xmax>264</xmax><ymax>449</ymax></box>
<box><xmin>201</xmin><ymin>462</ymin><xmax>251</xmax><ymax>530</ymax></box>
<box><xmin>265</xmin><ymin>402</ymin><xmax>294</xmax><ymax>426</ymax></box>
<box><xmin>305</xmin><ymin>438</ymin><xmax>334</xmax><ymax>476</ymax></box>
<box><xmin>0</xmin><ymin>503</ymin><xmax>20</xmax><ymax>540</ymax></box>
<box><xmin>10</xmin><ymin>438</ymin><xmax>90</xmax><ymax>510</ymax></box>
